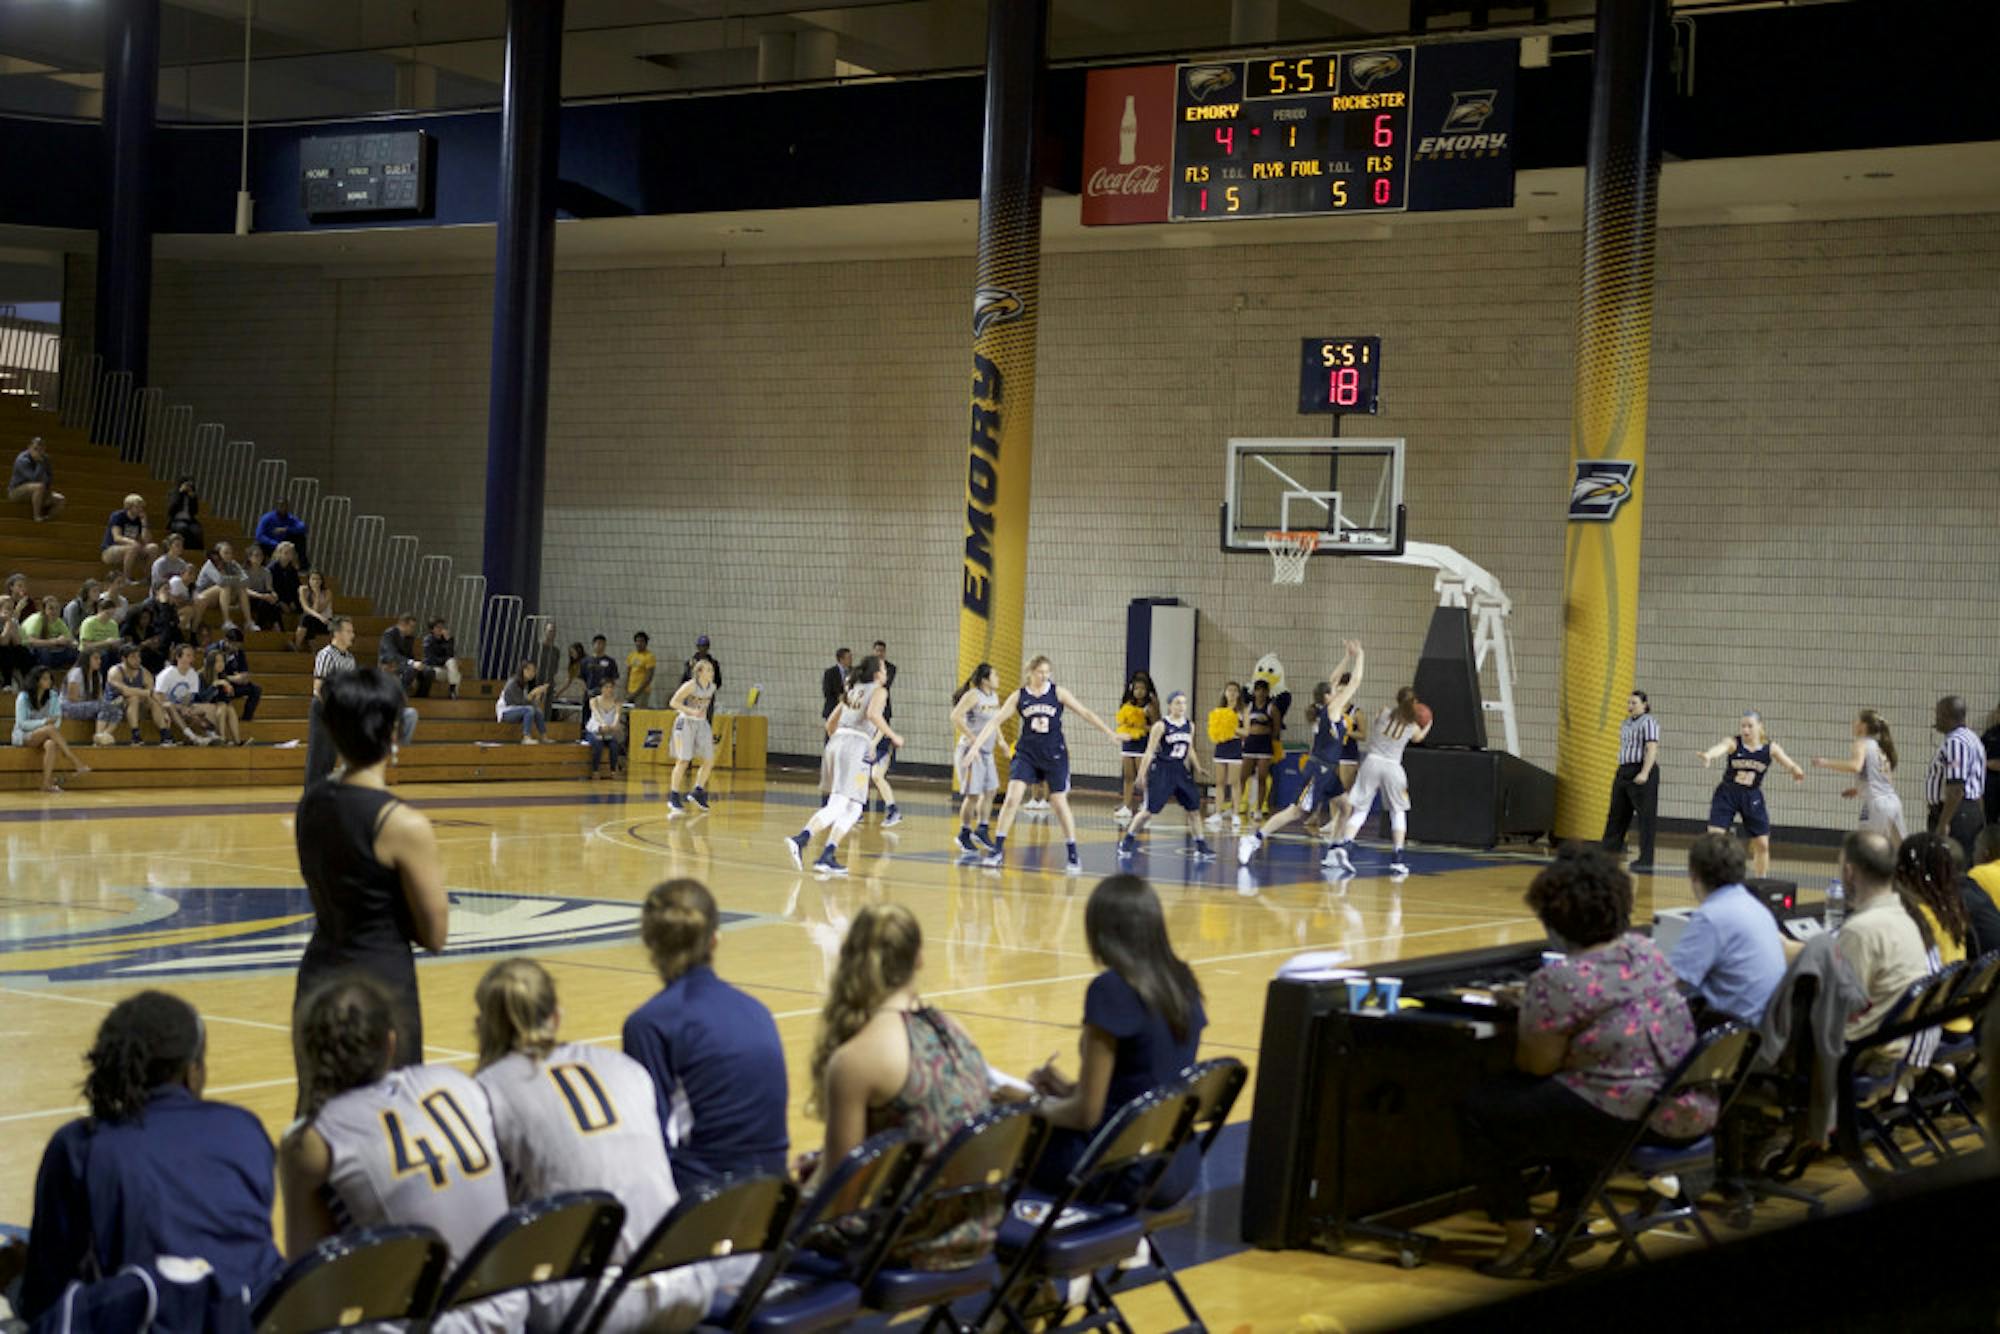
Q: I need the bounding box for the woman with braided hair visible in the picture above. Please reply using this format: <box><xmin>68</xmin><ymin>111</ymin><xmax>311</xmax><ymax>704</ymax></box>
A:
<box><xmin>1896</xmin><ymin>832</ymin><xmax>1973</xmax><ymax>1038</ymax></box>
<box><xmin>19</xmin><ymin>991</ymin><xmax>281</xmax><ymax>1322</ymax></box>
<box><xmin>278</xmin><ymin>974</ymin><xmax>523</xmax><ymax>1326</ymax></box>
<box><xmin>798</xmin><ymin>903</ymin><xmax>997</xmax><ymax>1269</ymax></box>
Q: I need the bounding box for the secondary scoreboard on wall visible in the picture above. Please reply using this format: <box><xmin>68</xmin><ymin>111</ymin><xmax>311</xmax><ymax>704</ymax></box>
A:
<box><xmin>1174</xmin><ymin>51</ymin><xmax>1413</xmax><ymax>219</ymax></box>
<box><xmin>301</xmin><ymin>132</ymin><xmax>436</xmax><ymax>221</ymax></box>
<box><xmin>1299</xmin><ymin>337</ymin><xmax>1381</xmax><ymax>414</ymax></box>
<box><xmin>1079</xmin><ymin>39</ymin><xmax>1516</xmax><ymax>226</ymax></box>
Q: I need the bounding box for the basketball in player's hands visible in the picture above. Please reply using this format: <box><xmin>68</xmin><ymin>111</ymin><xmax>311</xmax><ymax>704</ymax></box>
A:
<box><xmin>1415</xmin><ymin>703</ymin><xmax>1434</xmax><ymax>728</ymax></box>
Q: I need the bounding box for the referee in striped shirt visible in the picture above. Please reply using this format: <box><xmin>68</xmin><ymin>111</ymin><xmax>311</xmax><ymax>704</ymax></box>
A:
<box><xmin>1928</xmin><ymin>694</ymin><xmax>1987</xmax><ymax>863</ymax></box>
<box><xmin>1601</xmin><ymin>689</ymin><xmax>1660</xmax><ymax>869</ymax></box>
<box><xmin>305</xmin><ymin>616</ymin><xmax>357</xmax><ymax>786</ymax></box>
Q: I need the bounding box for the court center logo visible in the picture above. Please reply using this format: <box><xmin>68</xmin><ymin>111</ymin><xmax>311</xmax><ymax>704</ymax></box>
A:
<box><xmin>972</xmin><ymin>286</ymin><xmax>1024</xmax><ymax>338</ymax></box>
<box><xmin>0</xmin><ymin>885</ymin><xmax>708</xmax><ymax>983</ymax></box>
<box><xmin>1568</xmin><ymin>460</ymin><xmax>1637</xmax><ymax>521</ymax></box>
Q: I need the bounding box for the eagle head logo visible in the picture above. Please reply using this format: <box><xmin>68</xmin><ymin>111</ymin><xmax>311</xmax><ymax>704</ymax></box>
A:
<box><xmin>1568</xmin><ymin>460</ymin><xmax>1637</xmax><ymax>521</ymax></box>
<box><xmin>1443</xmin><ymin>90</ymin><xmax>1496</xmax><ymax>133</ymax></box>
<box><xmin>1185</xmin><ymin>65</ymin><xmax>1236</xmax><ymax>102</ymax></box>
<box><xmin>973</xmin><ymin>286</ymin><xmax>1024</xmax><ymax>338</ymax></box>
<box><xmin>1347</xmin><ymin>53</ymin><xmax>1404</xmax><ymax>90</ymax></box>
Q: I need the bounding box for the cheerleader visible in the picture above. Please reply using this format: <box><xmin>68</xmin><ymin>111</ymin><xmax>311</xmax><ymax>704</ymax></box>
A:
<box><xmin>1113</xmin><ymin>671</ymin><xmax>1162</xmax><ymax>824</ymax></box>
<box><xmin>1698</xmin><ymin>711</ymin><xmax>1805</xmax><ymax>879</ymax></box>
<box><xmin>949</xmin><ymin>662</ymin><xmax>1011</xmax><ymax>854</ymax></box>
<box><xmin>784</xmin><ymin>655</ymin><xmax>902</xmax><ymax>876</ymax></box>
<box><xmin>664</xmin><ymin>658</ymin><xmax>717</xmax><ymax>815</ymax></box>
<box><xmin>1811</xmin><ymin>709</ymin><xmax>1905</xmax><ymax>842</ymax></box>
<box><xmin>1119</xmin><ymin>691</ymin><xmax>1215</xmax><ymax>858</ymax></box>
<box><xmin>1323</xmin><ymin>685</ymin><xmax>1431</xmax><ymax>876</ymax></box>
<box><xmin>1240</xmin><ymin>643</ymin><xmax>1363</xmax><ymax>865</ymax></box>
<box><xmin>1205</xmin><ymin>682</ymin><xmax>1246</xmax><ymax>830</ymax></box>
<box><xmin>1242</xmin><ymin>679</ymin><xmax>1285</xmax><ymax>818</ymax></box>
<box><xmin>972</xmin><ymin>654</ymin><xmax>1119</xmax><ymax>875</ymax></box>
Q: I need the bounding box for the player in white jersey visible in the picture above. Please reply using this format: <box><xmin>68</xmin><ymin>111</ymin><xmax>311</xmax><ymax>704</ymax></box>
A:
<box><xmin>1323</xmin><ymin>686</ymin><xmax>1433</xmax><ymax>877</ymax></box>
<box><xmin>665</xmin><ymin>659</ymin><xmax>719</xmax><ymax>816</ymax></box>
<box><xmin>785</xmin><ymin>655</ymin><xmax>902</xmax><ymax>877</ymax></box>
<box><xmin>1813</xmin><ymin>708</ymin><xmax>1906</xmax><ymax>842</ymax></box>
<box><xmin>949</xmin><ymin>662</ymin><xmax>1010</xmax><ymax>855</ymax></box>
<box><xmin>279</xmin><ymin>974</ymin><xmax>525</xmax><ymax>1333</ymax></box>
<box><xmin>472</xmin><ymin>960</ymin><xmax>714</xmax><ymax>1333</ymax></box>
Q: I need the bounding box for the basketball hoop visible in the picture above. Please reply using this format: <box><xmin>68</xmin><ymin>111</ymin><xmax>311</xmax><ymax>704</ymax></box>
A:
<box><xmin>1262</xmin><ymin>530</ymin><xmax>1320</xmax><ymax>585</ymax></box>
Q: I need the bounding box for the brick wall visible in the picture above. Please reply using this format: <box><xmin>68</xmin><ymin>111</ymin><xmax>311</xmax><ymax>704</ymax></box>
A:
<box><xmin>87</xmin><ymin>210</ymin><xmax>2000</xmax><ymax>832</ymax></box>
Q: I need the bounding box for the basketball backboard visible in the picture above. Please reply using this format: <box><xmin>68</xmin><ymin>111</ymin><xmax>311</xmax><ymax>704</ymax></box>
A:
<box><xmin>1221</xmin><ymin>438</ymin><xmax>1406</xmax><ymax>557</ymax></box>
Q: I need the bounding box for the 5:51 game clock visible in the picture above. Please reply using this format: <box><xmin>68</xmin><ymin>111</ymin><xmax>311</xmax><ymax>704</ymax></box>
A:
<box><xmin>1298</xmin><ymin>337</ymin><xmax>1381</xmax><ymax>414</ymax></box>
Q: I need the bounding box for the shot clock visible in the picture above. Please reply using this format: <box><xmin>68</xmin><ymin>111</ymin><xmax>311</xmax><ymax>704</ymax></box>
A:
<box><xmin>1298</xmin><ymin>338</ymin><xmax>1381</xmax><ymax>415</ymax></box>
<box><xmin>1170</xmin><ymin>48</ymin><xmax>1414</xmax><ymax>221</ymax></box>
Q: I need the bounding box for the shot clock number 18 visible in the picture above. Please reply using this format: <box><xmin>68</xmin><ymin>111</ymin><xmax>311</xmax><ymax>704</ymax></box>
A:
<box><xmin>1298</xmin><ymin>337</ymin><xmax>1382</xmax><ymax>415</ymax></box>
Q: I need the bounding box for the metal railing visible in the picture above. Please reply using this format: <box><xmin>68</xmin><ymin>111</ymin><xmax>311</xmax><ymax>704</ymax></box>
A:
<box><xmin>24</xmin><ymin>334</ymin><xmax>549</xmax><ymax>679</ymax></box>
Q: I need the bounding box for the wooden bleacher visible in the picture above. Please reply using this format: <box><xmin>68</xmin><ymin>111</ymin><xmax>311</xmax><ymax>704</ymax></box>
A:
<box><xmin>0</xmin><ymin>395</ymin><xmax>587</xmax><ymax>790</ymax></box>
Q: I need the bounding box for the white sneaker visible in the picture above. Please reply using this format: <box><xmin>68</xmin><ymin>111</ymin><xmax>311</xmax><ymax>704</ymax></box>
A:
<box><xmin>1322</xmin><ymin>844</ymin><xmax>1354</xmax><ymax>873</ymax></box>
<box><xmin>1230</xmin><ymin>812</ymin><xmax>1243</xmax><ymax>829</ymax></box>
<box><xmin>522</xmin><ymin>737</ymin><xmax>540</xmax><ymax>746</ymax></box>
<box><xmin>1237</xmin><ymin>833</ymin><xmax>1260</xmax><ymax>866</ymax></box>
<box><xmin>1114</xmin><ymin>805</ymin><xmax>1132</xmax><ymax>823</ymax></box>
<box><xmin>1389</xmin><ymin>859</ymin><xmax>1410</xmax><ymax>876</ymax></box>
<box><xmin>1204</xmin><ymin>812</ymin><xmax>1222</xmax><ymax>828</ymax></box>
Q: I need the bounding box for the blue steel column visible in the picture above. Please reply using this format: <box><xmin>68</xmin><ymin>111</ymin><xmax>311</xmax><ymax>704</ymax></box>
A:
<box><xmin>482</xmin><ymin>0</ymin><xmax>564</xmax><ymax>644</ymax></box>
<box><xmin>95</xmin><ymin>0</ymin><xmax>161</xmax><ymax>391</ymax></box>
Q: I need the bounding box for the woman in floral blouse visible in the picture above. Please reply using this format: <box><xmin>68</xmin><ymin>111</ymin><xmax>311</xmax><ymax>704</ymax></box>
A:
<box><xmin>1459</xmin><ymin>843</ymin><xmax>1715</xmax><ymax>1277</ymax></box>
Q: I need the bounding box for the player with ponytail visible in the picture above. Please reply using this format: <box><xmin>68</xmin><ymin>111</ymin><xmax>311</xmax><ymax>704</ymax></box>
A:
<box><xmin>1813</xmin><ymin>708</ymin><xmax>1905</xmax><ymax>842</ymax></box>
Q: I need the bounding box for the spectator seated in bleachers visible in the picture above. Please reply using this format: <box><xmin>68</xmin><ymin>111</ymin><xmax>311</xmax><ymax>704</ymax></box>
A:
<box><xmin>157</xmin><ymin>642</ymin><xmax>241</xmax><ymax>747</ymax></box>
<box><xmin>194</xmin><ymin>541</ymin><xmax>253</xmax><ymax>631</ymax></box>
<box><xmin>203</xmin><ymin>626</ymin><xmax>261</xmax><ymax>725</ymax></box>
<box><xmin>8</xmin><ymin>435</ymin><xmax>64</xmax><ymax>522</ymax></box>
<box><xmin>17</xmin><ymin>991</ymin><xmax>282</xmax><ymax>1324</ymax></box>
<box><xmin>241</xmin><ymin>542</ymin><xmax>283</xmax><ymax>630</ymax></box>
<box><xmin>63</xmin><ymin>648</ymin><xmax>123</xmax><ymax>747</ymax></box>
<box><xmin>105</xmin><ymin>644</ymin><xmax>173</xmax><ymax>745</ymax></box>
<box><xmin>0</xmin><ymin>595</ymin><xmax>32</xmax><ymax>689</ymax></box>
<box><xmin>13</xmin><ymin>665</ymin><xmax>90</xmax><ymax>792</ymax></box>
<box><xmin>77</xmin><ymin>593</ymin><xmax>125</xmax><ymax>658</ymax></box>
<box><xmin>496</xmin><ymin>660</ymin><xmax>551</xmax><ymax>744</ymax></box>
<box><xmin>290</xmin><ymin>569</ymin><xmax>333</xmax><ymax>652</ymax></box>
<box><xmin>21</xmin><ymin>593</ymin><xmax>78</xmax><ymax>672</ymax></box>
<box><xmin>121</xmin><ymin>582</ymin><xmax>186</xmax><ymax>676</ymax></box>
<box><xmin>269</xmin><ymin>539</ymin><xmax>303</xmax><ymax>616</ymax></box>
<box><xmin>61</xmin><ymin>578</ymin><xmax>99</xmax><ymax>635</ymax></box>
<box><xmin>253</xmin><ymin>497</ymin><xmax>309</xmax><ymax>568</ymax></box>
<box><xmin>421</xmin><ymin>616</ymin><xmax>463</xmax><ymax>700</ymax></box>
<box><xmin>101</xmin><ymin>493</ymin><xmax>159</xmax><ymax>584</ymax></box>
<box><xmin>586</xmin><ymin>680</ymin><xmax>625</xmax><ymax>778</ymax></box>
<box><xmin>165</xmin><ymin>475</ymin><xmax>203</xmax><ymax>551</ymax></box>
<box><xmin>623</xmin><ymin>879</ymin><xmax>790</xmax><ymax>1193</ymax></box>
<box><xmin>379</xmin><ymin>613</ymin><xmax>437</xmax><ymax>698</ymax></box>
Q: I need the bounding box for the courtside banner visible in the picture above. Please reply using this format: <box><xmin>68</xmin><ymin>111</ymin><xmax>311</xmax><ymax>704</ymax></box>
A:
<box><xmin>1080</xmin><ymin>65</ymin><xmax>1175</xmax><ymax>225</ymax></box>
<box><xmin>960</xmin><ymin>1</ymin><xmax>1048</xmax><ymax>701</ymax></box>
<box><xmin>1556</xmin><ymin>0</ymin><xmax>1667</xmax><ymax>840</ymax></box>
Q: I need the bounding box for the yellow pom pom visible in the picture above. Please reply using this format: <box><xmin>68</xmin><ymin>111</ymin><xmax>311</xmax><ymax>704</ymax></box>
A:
<box><xmin>1206</xmin><ymin>707</ymin><xmax>1239</xmax><ymax>743</ymax></box>
<box><xmin>1115</xmin><ymin>703</ymin><xmax>1148</xmax><ymax>739</ymax></box>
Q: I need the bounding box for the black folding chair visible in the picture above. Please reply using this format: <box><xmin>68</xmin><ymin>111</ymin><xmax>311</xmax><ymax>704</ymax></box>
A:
<box><xmin>429</xmin><ymin>1190</ymin><xmax>625</xmax><ymax>1334</ymax></box>
<box><xmin>973</xmin><ymin>1087</ymin><xmax>1200</xmax><ymax>1334</ymax></box>
<box><xmin>1539</xmin><ymin>1023</ymin><xmax>1763</xmax><ymax>1275</ymax></box>
<box><xmin>1839</xmin><ymin>971</ymin><xmax>1956</xmax><ymax>1186</ymax></box>
<box><xmin>850</xmin><ymin>1104</ymin><xmax>1051</xmax><ymax>1333</ymax></box>
<box><xmin>1718</xmin><ymin>972</ymin><xmax>1828</xmax><ymax>1224</ymax></box>
<box><xmin>1918</xmin><ymin>949</ymin><xmax>2000</xmax><ymax>1144</ymax></box>
<box><xmin>579</xmin><ymin>1175</ymin><xmax>799</xmax><ymax>1334</ymax></box>
<box><xmin>721</xmin><ymin>1129</ymin><xmax>925</xmax><ymax>1333</ymax></box>
<box><xmin>253</xmin><ymin>1225</ymin><xmax>449</xmax><ymax>1334</ymax></box>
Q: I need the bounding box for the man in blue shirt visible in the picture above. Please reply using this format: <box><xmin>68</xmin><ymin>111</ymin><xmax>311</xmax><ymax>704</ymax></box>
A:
<box><xmin>580</xmin><ymin>635</ymin><xmax>620</xmax><ymax>698</ymax></box>
<box><xmin>252</xmin><ymin>498</ymin><xmax>309</xmax><ymax>568</ymax></box>
<box><xmin>622</xmin><ymin>878</ymin><xmax>788</xmax><ymax>1191</ymax></box>
<box><xmin>1668</xmin><ymin>832</ymin><xmax>1788</xmax><ymax>1025</ymax></box>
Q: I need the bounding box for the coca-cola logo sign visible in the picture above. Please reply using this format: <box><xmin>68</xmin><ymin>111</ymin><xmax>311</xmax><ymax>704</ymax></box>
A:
<box><xmin>1086</xmin><ymin>164</ymin><xmax>1164</xmax><ymax>198</ymax></box>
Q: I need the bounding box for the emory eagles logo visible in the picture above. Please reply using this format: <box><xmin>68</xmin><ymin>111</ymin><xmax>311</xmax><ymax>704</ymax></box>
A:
<box><xmin>1568</xmin><ymin>460</ymin><xmax>1636</xmax><ymax>521</ymax></box>
<box><xmin>972</xmin><ymin>286</ymin><xmax>1024</xmax><ymax>338</ymax></box>
<box><xmin>1347</xmin><ymin>53</ymin><xmax>1404</xmax><ymax>90</ymax></box>
<box><xmin>1184</xmin><ymin>65</ymin><xmax>1235</xmax><ymax>102</ymax></box>
<box><xmin>0</xmin><ymin>886</ymin><xmax>745</xmax><ymax>982</ymax></box>
<box><xmin>1442</xmin><ymin>90</ymin><xmax>1497</xmax><ymax>133</ymax></box>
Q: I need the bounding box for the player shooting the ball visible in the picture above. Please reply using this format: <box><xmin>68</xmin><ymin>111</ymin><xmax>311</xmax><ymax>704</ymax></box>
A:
<box><xmin>1322</xmin><ymin>682</ymin><xmax>1433</xmax><ymax>878</ymax></box>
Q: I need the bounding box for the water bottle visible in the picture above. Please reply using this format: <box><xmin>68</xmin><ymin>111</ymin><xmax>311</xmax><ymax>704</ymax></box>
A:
<box><xmin>1825</xmin><ymin>878</ymin><xmax>1846</xmax><ymax>931</ymax></box>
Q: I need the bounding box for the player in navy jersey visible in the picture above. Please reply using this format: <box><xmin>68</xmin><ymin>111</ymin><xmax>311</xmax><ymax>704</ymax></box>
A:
<box><xmin>1239</xmin><ymin>643</ymin><xmax>1363</xmax><ymax>866</ymax></box>
<box><xmin>971</xmin><ymin>654</ymin><xmax>1120</xmax><ymax>875</ymax></box>
<box><xmin>1119</xmin><ymin>692</ymin><xmax>1215</xmax><ymax>858</ymax></box>
<box><xmin>1698</xmin><ymin>710</ymin><xmax>1806</xmax><ymax>878</ymax></box>
<box><xmin>1241</xmin><ymin>679</ymin><xmax>1285</xmax><ymax>819</ymax></box>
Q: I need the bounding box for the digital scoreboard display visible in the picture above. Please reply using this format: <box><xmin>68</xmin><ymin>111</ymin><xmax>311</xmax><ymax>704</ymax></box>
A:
<box><xmin>301</xmin><ymin>132</ymin><xmax>435</xmax><ymax>221</ymax></box>
<box><xmin>1171</xmin><ymin>49</ymin><xmax>1415</xmax><ymax>221</ymax></box>
<box><xmin>1298</xmin><ymin>337</ymin><xmax>1381</xmax><ymax>414</ymax></box>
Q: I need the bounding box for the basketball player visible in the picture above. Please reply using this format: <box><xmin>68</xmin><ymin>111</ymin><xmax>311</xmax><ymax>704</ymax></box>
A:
<box><xmin>279</xmin><ymin>974</ymin><xmax>524</xmax><ymax>1330</ymax></box>
<box><xmin>472</xmin><ymin>959</ymin><xmax>715</xmax><ymax>1332</ymax></box>
<box><xmin>972</xmin><ymin>654</ymin><xmax>1120</xmax><ymax>875</ymax></box>
<box><xmin>1813</xmin><ymin>710</ymin><xmax>1905</xmax><ymax>842</ymax></box>
<box><xmin>665</xmin><ymin>658</ymin><xmax>717</xmax><ymax>815</ymax></box>
<box><xmin>785</xmin><ymin>654</ymin><xmax>901</xmax><ymax>876</ymax></box>
<box><xmin>950</xmin><ymin>663</ymin><xmax>1010</xmax><ymax>854</ymax></box>
<box><xmin>1240</xmin><ymin>643</ymin><xmax>1363</xmax><ymax>866</ymax></box>
<box><xmin>1323</xmin><ymin>686</ymin><xmax>1432</xmax><ymax>877</ymax></box>
<box><xmin>1699</xmin><ymin>711</ymin><xmax>1805</xmax><ymax>878</ymax></box>
<box><xmin>1113</xmin><ymin>671</ymin><xmax>1161</xmax><ymax>823</ymax></box>
<box><xmin>1242</xmin><ymin>679</ymin><xmax>1284</xmax><ymax>819</ymax></box>
<box><xmin>1119</xmin><ymin>691</ymin><xmax>1216</xmax><ymax>859</ymax></box>
<box><xmin>1205</xmin><ymin>682</ymin><xmax>1247</xmax><ymax>830</ymax></box>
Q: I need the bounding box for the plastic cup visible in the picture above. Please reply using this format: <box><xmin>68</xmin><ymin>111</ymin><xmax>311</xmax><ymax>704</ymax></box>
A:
<box><xmin>1345</xmin><ymin>978</ymin><xmax>1372</xmax><ymax>1009</ymax></box>
<box><xmin>1374</xmin><ymin>977</ymin><xmax>1403</xmax><ymax>1008</ymax></box>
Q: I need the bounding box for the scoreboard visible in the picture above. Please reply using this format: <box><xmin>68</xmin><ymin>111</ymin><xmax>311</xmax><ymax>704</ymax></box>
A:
<box><xmin>1298</xmin><ymin>337</ymin><xmax>1381</xmax><ymax>414</ymax></box>
<box><xmin>301</xmin><ymin>132</ymin><xmax>436</xmax><ymax>221</ymax></box>
<box><xmin>1172</xmin><ymin>49</ymin><xmax>1415</xmax><ymax>221</ymax></box>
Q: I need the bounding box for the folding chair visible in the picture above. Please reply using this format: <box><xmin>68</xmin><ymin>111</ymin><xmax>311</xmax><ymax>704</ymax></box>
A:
<box><xmin>253</xmin><ymin>1225</ymin><xmax>449</xmax><ymax>1334</ymax></box>
<box><xmin>1718</xmin><ymin>972</ymin><xmax>1827</xmax><ymax>1223</ymax></box>
<box><xmin>1839</xmin><ymin>971</ymin><xmax>1958</xmax><ymax>1188</ymax></box>
<box><xmin>849</xmin><ymin>1104</ymin><xmax>1051</xmax><ymax>1333</ymax></box>
<box><xmin>1103</xmin><ymin>1057</ymin><xmax>1249</xmax><ymax>1333</ymax></box>
<box><xmin>430</xmin><ymin>1189</ymin><xmax>625</xmax><ymax>1334</ymax></box>
<box><xmin>579</xmin><ymin>1175</ymin><xmax>799</xmax><ymax>1334</ymax></box>
<box><xmin>972</xmin><ymin>1087</ymin><xmax>1200</xmax><ymax>1334</ymax></box>
<box><xmin>1918</xmin><ymin>949</ymin><xmax>2000</xmax><ymax>1144</ymax></box>
<box><xmin>720</xmin><ymin>1129</ymin><xmax>925</xmax><ymax>1333</ymax></box>
<box><xmin>1539</xmin><ymin>1023</ymin><xmax>1763</xmax><ymax>1275</ymax></box>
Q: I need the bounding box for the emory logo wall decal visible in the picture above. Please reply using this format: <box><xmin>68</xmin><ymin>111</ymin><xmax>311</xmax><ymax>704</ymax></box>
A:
<box><xmin>1568</xmin><ymin>460</ymin><xmax>1637</xmax><ymax>521</ymax></box>
<box><xmin>972</xmin><ymin>286</ymin><xmax>1024</xmax><ymax>338</ymax></box>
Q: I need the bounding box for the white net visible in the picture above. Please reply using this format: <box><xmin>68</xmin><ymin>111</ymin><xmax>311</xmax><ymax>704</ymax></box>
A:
<box><xmin>1263</xmin><ymin>530</ymin><xmax>1320</xmax><ymax>585</ymax></box>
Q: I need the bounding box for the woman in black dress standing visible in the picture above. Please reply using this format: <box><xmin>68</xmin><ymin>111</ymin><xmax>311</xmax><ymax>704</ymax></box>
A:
<box><xmin>293</xmin><ymin>668</ymin><xmax>448</xmax><ymax>1105</ymax></box>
